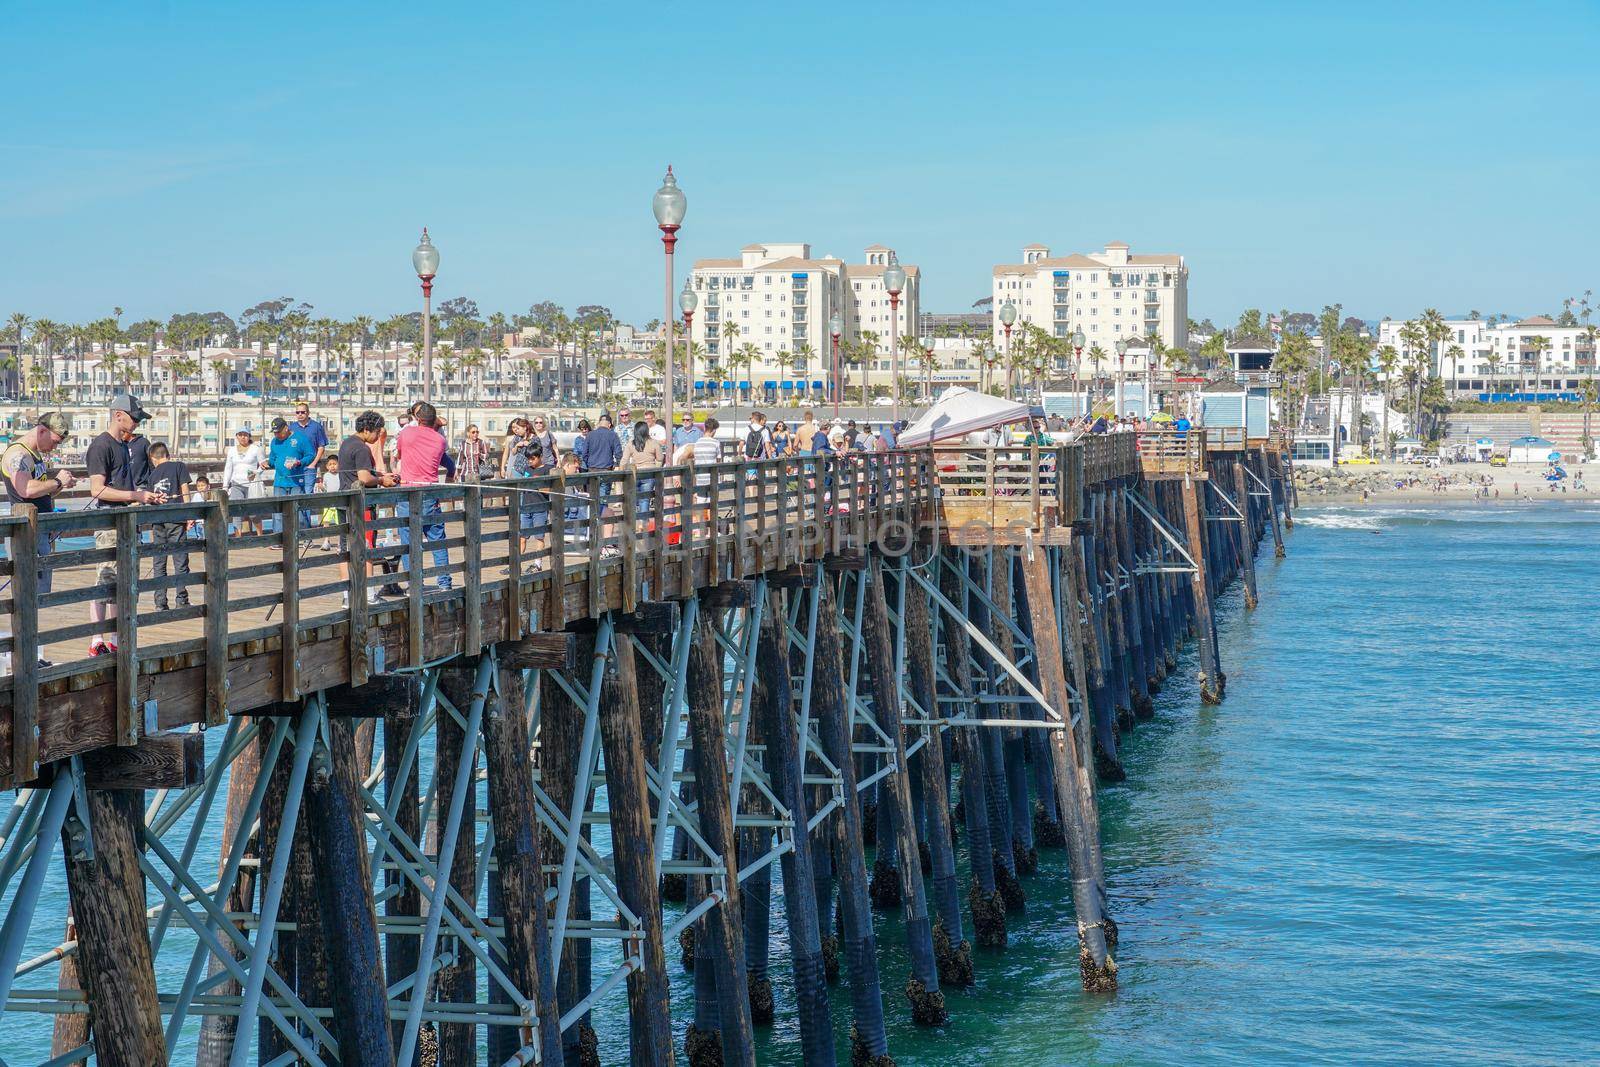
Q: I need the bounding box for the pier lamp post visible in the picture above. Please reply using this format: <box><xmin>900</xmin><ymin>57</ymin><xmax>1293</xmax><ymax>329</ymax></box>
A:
<box><xmin>1071</xmin><ymin>328</ymin><xmax>1086</xmax><ymax>412</ymax></box>
<box><xmin>679</xmin><ymin>280</ymin><xmax>697</xmax><ymax>406</ymax></box>
<box><xmin>882</xmin><ymin>257</ymin><xmax>907</xmax><ymax>425</ymax></box>
<box><xmin>652</xmin><ymin>166</ymin><xmax>686</xmax><ymax>434</ymax></box>
<box><xmin>1115</xmin><ymin>336</ymin><xmax>1130</xmax><ymax>416</ymax></box>
<box><xmin>829</xmin><ymin>311</ymin><xmax>844</xmax><ymax>418</ymax></box>
<box><xmin>999</xmin><ymin>300</ymin><xmax>1017</xmax><ymax>400</ymax></box>
<box><xmin>923</xmin><ymin>336</ymin><xmax>936</xmax><ymax>405</ymax></box>
<box><xmin>412</xmin><ymin>228</ymin><xmax>440</xmax><ymax>404</ymax></box>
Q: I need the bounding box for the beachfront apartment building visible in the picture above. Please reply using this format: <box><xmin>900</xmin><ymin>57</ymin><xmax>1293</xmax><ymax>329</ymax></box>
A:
<box><xmin>686</xmin><ymin>243</ymin><xmax>921</xmax><ymax>401</ymax></box>
<box><xmin>1376</xmin><ymin>316</ymin><xmax>1598</xmax><ymax>394</ymax></box>
<box><xmin>990</xmin><ymin>242</ymin><xmax>1189</xmax><ymax>371</ymax></box>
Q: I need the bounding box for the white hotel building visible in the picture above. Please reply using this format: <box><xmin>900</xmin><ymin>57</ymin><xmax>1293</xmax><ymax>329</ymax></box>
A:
<box><xmin>991</xmin><ymin>242</ymin><xmax>1189</xmax><ymax>374</ymax></box>
<box><xmin>687</xmin><ymin>243</ymin><xmax>921</xmax><ymax>401</ymax></box>
<box><xmin>1375</xmin><ymin>315</ymin><xmax>1597</xmax><ymax>394</ymax></box>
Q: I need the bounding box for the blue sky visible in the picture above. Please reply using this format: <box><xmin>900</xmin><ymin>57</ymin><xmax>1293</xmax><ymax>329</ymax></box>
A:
<box><xmin>5</xmin><ymin>1</ymin><xmax>1597</xmax><ymax>329</ymax></box>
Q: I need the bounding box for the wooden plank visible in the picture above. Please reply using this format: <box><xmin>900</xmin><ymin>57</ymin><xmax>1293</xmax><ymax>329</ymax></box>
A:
<box><xmin>11</xmin><ymin>504</ymin><xmax>40</xmax><ymax>781</ymax></box>
<box><xmin>547</xmin><ymin>472</ymin><xmax>565</xmax><ymax>629</ymax></box>
<box><xmin>621</xmin><ymin>470</ymin><xmax>638</xmax><ymax>614</ymax></box>
<box><xmin>115</xmin><ymin>508</ymin><xmax>139</xmax><ymax>746</ymax></box>
<box><xmin>204</xmin><ymin>491</ymin><xmax>230</xmax><ymax>724</ymax></box>
<box><xmin>280</xmin><ymin>497</ymin><xmax>300</xmax><ymax>701</ymax></box>
<box><xmin>651</xmin><ymin>467</ymin><xmax>666</xmax><ymax>599</ymax></box>
<box><xmin>347</xmin><ymin>490</ymin><xmax>370</xmax><ymax>686</ymax></box>
<box><xmin>587</xmin><ymin>475</ymin><xmax>602</xmax><ymax>620</ymax></box>
<box><xmin>464</xmin><ymin>486</ymin><xmax>483</xmax><ymax>654</ymax></box>
<box><xmin>707</xmin><ymin>464</ymin><xmax>721</xmax><ymax>584</ymax></box>
<box><xmin>702</xmin><ymin>579</ymin><xmax>753</xmax><ymax>609</ymax></box>
<box><xmin>81</xmin><ymin>729</ymin><xmax>204</xmax><ymax>789</ymax></box>
<box><xmin>406</xmin><ymin>488</ymin><xmax>423</xmax><ymax>666</ymax></box>
<box><xmin>505</xmin><ymin>485</ymin><xmax>524</xmax><ymax>640</ymax></box>
<box><xmin>496</xmin><ymin>632</ymin><xmax>578</xmax><ymax>670</ymax></box>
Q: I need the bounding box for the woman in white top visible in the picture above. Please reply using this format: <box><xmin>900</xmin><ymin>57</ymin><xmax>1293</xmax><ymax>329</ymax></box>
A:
<box><xmin>222</xmin><ymin>430</ymin><xmax>265</xmax><ymax>535</ymax></box>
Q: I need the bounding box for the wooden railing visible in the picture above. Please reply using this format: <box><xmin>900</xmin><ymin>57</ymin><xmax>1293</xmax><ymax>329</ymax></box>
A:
<box><xmin>1135</xmin><ymin>429</ymin><xmax>1207</xmax><ymax>476</ymax></box>
<box><xmin>1205</xmin><ymin>427</ymin><xmax>1248</xmax><ymax>451</ymax></box>
<box><xmin>0</xmin><ymin>434</ymin><xmax>1163</xmax><ymax>784</ymax></box>
<box><xmin>0</xmin><ymin>451</ymin><xmax>932</xmax><ymax>784</ymax></box>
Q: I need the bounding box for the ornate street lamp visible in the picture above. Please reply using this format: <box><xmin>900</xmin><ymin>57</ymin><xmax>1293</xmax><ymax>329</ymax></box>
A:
<box><xmin>1115</xmin><ymin>336</ymin><xmax>1131</xmax><ymax>415</ymax></box>
<box><xmin>883</xmin><ymin>257</ymin><xmax>907</xmax><ymax>424</ymax></box>
<box><xmin>653</xmin><ymin>166</ymin><xmax>686</xmax><ymax>431</ymax></box>
<box><xmin>999</xmin><ymin>300</ymin><xmax>1018</xmax><ymax>399</ymax></box>
<box><xmin>679</xmin><ymin>280</ymin><xmax>698</xmax><ymax>405</ymax></box>
<box><xmin>1071</xmin><ymin>328</ymin><xmax>1086</xmax><ymax>413</ymax></box>
<box><xmin>829</xmin><ymin>311</ymin><xmax>844</xmax><ymax>418</ymax></box>
<box><xmin>412</xmin><ymin>228</ymin><xmax>440</xmax><ymax>403</ymax></box>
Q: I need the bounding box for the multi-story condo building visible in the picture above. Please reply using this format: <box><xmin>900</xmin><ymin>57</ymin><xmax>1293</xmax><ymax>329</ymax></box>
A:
<box><xmin>687</xmin><ymin>243</ymin><xmax>921</xmax><ymax>401</ymax></box>
<box><xmin>1376</xmin><ymin>316</ymin><xmax>1597</xmax><ymax>394</ymax></box>
<box><xmin>991</xmin><ymin>241</ymin><xmax>1189</xmax><ymax>354</ymax></box>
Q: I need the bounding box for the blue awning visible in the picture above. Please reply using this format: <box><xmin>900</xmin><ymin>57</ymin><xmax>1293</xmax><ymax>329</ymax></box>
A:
<box><xmin>693</xmin><ymin>380</ymin><xmax>706</xmax><ymax>388</ymax></box>
<box><xmin>739</xmin><ymin>381</ymin><xmax>751</xmax><ymax>389</ymax></box>
<box><xmin>791</xmin><ymin>272</ymin><xmax>808</xmax><ymax>280</ymax></box>
<box><xmin>762</xmin><ymin>380</ymin><xmax>778</xmax><ymax>388</ymax></box>
<box><xmin>811</xmin><ymin>380</ymin><xmax>824</xmax><ymax>388</ymax></box>
<box><xmin>722</xmin><ymin>380</ymin><xmax>734</xmax><ymax>389</ymax></box>
<box><xmin>781</xmin><ymin>381</ymin><xmax>794</xmax><ymax>390</ymax></box>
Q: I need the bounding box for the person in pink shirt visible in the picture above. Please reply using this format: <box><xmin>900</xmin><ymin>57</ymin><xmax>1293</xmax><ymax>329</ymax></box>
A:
<box><xmin>393</xmin><ymin>402</ymin><xmax>457</xmax><ymax>591</ymax></box>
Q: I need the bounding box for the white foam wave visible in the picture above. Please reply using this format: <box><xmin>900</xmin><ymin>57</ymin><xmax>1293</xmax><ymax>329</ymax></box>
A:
<box><xmin>1293</xmin><ymin>512</ymin><xmax>1384</xmax><ymax>531</ymax></box>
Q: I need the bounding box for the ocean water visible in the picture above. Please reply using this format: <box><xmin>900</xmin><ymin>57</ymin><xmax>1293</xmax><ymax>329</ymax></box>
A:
<box><xmin>668</xmin><ymin>501</ymin><xmax>1600</xmax><ymax>1065</ymax></box>
<box><xmin>3</xmin><ymin>502</ymin><xmax>1597</xmax><ymax>1063</ymax></box>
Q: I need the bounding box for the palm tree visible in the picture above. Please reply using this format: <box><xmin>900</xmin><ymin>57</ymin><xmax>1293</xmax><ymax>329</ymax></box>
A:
<box><xmin>1443</xmin><ymin>343</ymin><xmax>1465</xmax><ymax>396</ymax></box>
<box><xmin>6</xmin><ymin>312</ymin><xmax>31</xmax><ymax>399</ymax></box>
<box><xmin>970</xmin><ymin>338</ymin><xmax>995</xmax><ymax>395</ymax></box>
<box><xmin>731</xmin><ymin>342</ymin><xmax>761</xmax><ymax>423</ymax></box>
<box><xmin>253</xmin><ymin>353</ymin><xmax>280</xmax><ymax>431</ymax></box>
<box><xmin>1376</xmin><ymin>345</ymin><xmax>1399</xmax><ymax>456</ymax></box>
<box><xmin>1485</xmin><ymin>351</ymin><xmax>1504</xmax><ymax>394</ymax></box>
<box><xmin>856</xmin><ymin>330</ymin><xmax>880</xmax><ymax>404</ymax></box>
<box><xmin>1524</xmin><ymin>335</ymin><xmax>1551</xmax><ymax>398</ymax></box>
<box><xmin>1086</xmin><ymin>344</ymin><xmax>1108</xmax><ymax>409</ymax></box>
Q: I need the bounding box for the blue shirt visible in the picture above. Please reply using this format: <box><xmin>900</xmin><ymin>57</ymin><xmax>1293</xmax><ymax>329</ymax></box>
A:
<box><xmin>582</xmin><ymin>426</ymin><xmax>623</xmax><ymax>471</ymax></box>
<box><xmin>673</xmin><ymin>426</ymin><xmax>703</xmax><ymax>448</ymax></box>
<box><xmin>269</xmin><ymin>433</ymin><xmax>316</xmax><ymax>487</ymax></box>
<box><xmin>291</xmin><ymin>418</ymin><xmax>329</xmax><ymax>455</ymax></box>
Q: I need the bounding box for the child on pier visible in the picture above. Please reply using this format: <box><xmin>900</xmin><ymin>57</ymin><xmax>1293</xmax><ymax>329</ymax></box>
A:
<box><xmin>146</xmin><ymin>441</ymin><xmax>193</xmax><ymax>612</ymax></box>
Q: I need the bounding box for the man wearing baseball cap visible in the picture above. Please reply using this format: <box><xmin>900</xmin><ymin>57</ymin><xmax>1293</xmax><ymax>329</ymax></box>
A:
<box><xmin>84</xmin><ymin>394</ymin><xmax>167</xmax><ymax>657</ymax></box>
<box><xmin>2</xmin><ymin>414</ymin><xmax>77</xmax><ymax>639</ymax></box>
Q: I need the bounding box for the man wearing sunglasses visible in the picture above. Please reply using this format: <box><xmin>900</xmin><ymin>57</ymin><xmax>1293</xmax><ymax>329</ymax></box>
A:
<box><xmin>289</xmin><ymin>403</ymin><xmax>329</xmax><ymax>495</ymax></box>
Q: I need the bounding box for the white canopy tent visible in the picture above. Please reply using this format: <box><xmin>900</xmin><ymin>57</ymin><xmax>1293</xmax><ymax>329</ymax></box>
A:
<box><xmin>895</xmin><ymin>387</ymin><xmax>1032</xmax><ymax>448</ymax></box>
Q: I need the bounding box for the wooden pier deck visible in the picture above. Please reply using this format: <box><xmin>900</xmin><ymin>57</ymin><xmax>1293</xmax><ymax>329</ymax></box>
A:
<box><xmin>0</xmin><ymin>430</ymin><xmax>1293</xmax><ymax>1067</ymax></box>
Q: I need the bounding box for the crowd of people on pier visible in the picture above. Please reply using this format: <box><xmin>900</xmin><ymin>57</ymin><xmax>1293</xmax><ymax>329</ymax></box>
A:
<box><xmin>2</xmin><ymin>386</ymin><xmax>1198</xmax><ymax>666</ymax></box>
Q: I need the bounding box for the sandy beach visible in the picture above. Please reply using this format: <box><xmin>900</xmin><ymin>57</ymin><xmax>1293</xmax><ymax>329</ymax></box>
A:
<box><xmin>1294</xmin><ymin>460</ymin><xmax>1600</xmax><ymax>503</ymax></box>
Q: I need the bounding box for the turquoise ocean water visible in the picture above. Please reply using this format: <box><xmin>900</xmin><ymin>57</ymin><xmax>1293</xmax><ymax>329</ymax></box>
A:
<box><xmin>3</xmin><ymin>501</ymin><xmax>1597</xmax><ymax>1063</ymax></box>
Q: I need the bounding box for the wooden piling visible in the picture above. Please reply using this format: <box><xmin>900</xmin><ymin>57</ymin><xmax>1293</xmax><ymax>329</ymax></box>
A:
<box><xmin>684</xmin><ymin>607</ymin><xmax>756</xmax><ymax>1067</ymax></box>
<box><xmin>435</xmin><ymin>664</ymin><xmax>482</xmax><ymax>1067</ymax></box>
<box><xmin>597</xmin><ymin>632</ymin><xmax>675</xmax><ymax>1065</ymax></box>
<box><xmin>1233</xmin><ymin>460</ymin><xmax>1260</xmax><ymax>608</ymax></box>
<box><xmin>902</xmin><ymin>565</ymin><xmax>972</xmax><ymax>986</ymax></box>
<box><xmin>812</xmin><ymin>577</ymin><xmax>893</xmax><ymax>1064</ymax></box>
<box><xmin>1180</xmin><ymin>475</ymin><xmax>1224</xmax><ymax>704</ymax></box>
<box><xmin>937</xmin><ymin>550</ymin><xmax>1005</xmax><ymax>948</ymax></box>
<box><xmin>194</xmin><ymin>716</ymin><xmax>262</xmax><ymax>1067</ymax></box>
<box><xmin>862</xmin><ymin>557</ymin><xmax>947</xmax><ymax>1026</ymax></box>
<box><xmin>751</xmin><ymin>599</ymin><xmax>836</xmax><ymax>1064</ymax></box>
<box><xmin>1017</xmin><ymin>549</ymin><xmax>1117</xmax><ymax>992</ymax></box>
<box><xmin>59</xmin><ymin>787</ymin><xmax>167</xmax><ymax>1067</ymax></box>
<box><xmin>307</xmin><ymin>718</ymin><xmax>392</xmax><ymax>1065</ymax></box>
<box><xmin>483</xmin><ymin>660</ymin><xmax>565</xmax><ymax>1067</ymax></box>
<box><xmin>538</xmin><ymin>642</ymin><xmax>600</xmax><ymax>1067</ymax></box>
<box><xmin>382</xmin><ymin>681</ymin><xmax>423</xmax><ymax>1058</ymax></box>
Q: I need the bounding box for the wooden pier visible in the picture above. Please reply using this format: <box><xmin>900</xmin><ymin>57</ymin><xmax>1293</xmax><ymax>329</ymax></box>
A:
<box><xmin>0</xmin><ymin>429</ymin><xmax>1291</xmax><ymax>1066</ymax></box>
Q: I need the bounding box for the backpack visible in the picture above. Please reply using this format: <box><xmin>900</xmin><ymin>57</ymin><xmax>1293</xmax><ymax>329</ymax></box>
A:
<box><xmin>744</xmin><ymin>427</ymin><xmax>766</xmax><ymax>459</ymax></box>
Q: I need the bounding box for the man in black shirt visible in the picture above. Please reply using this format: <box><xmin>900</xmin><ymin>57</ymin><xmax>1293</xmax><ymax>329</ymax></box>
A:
<box><xmin>337</xmin><ymin>411</ymin><xmax>399</xmax><ymax>605</ymax></box>
<box><xmin>85</xmin><ymin>394</ymin><xmax>165</xmax><ymax>656</ymax></box>
<box><xmin>145</xmin><ymin>441</ymin><xmax>193</xmax><ymax>612</ymax></box>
